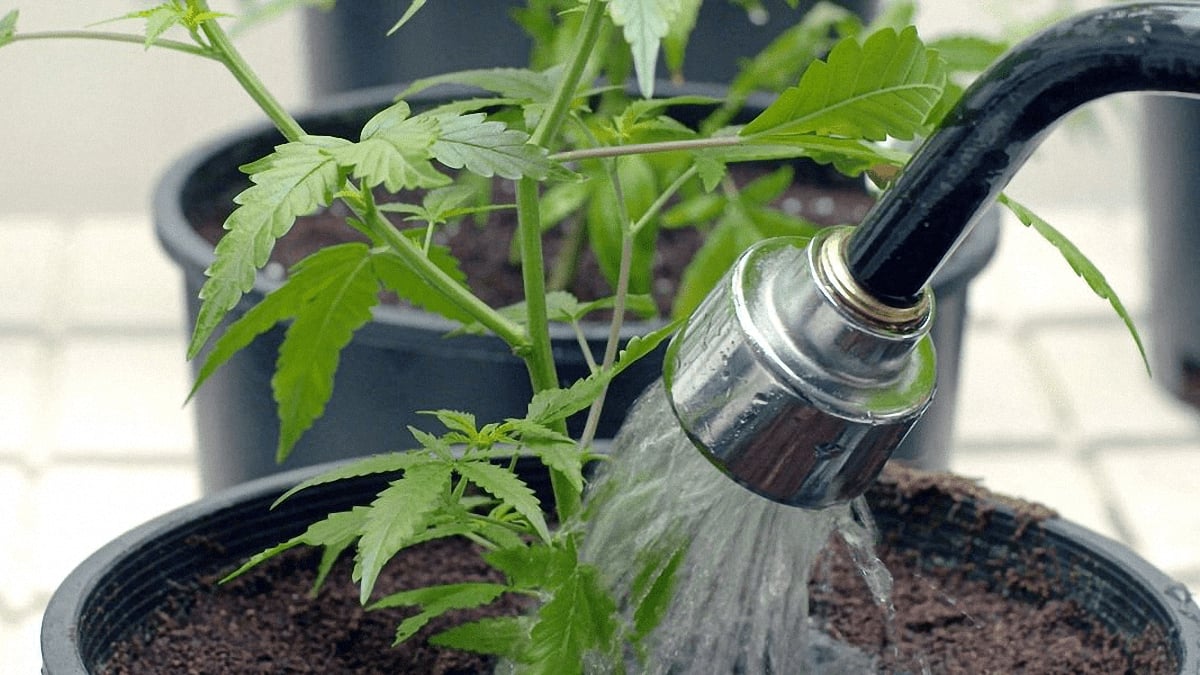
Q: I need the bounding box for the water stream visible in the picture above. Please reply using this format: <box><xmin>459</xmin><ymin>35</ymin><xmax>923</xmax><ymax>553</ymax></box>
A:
<box><xmin>581</xmin><ymin>383</ymin><xmax>898</xmax><ymax>673</ymax></box>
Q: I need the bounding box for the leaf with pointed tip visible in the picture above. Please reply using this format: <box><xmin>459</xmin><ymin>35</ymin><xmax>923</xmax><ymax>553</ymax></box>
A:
<box><xmin>272</xmin><ymin>451</ymin><xmax>437</xmax><ymax>507</ymax></box>
<box><xmin>998</xmin><ymin>194</ymin><xmax>1149</xmax><ymax>374</ymax></box>
<box><xmin>268</xmin><ymin>244</ymin><xmax>381</xmax><ymax>460</ymax></box>
<box><xmin>524</xmin><ymin>321</ymin><xmax>680</xmax><ymax>426</ymax></box>
<box><xmin>456</xmin><ymin>460</ymin><xmax>549</xmax><ymax>543</ymax></box>
<box><xmin>741</xmin><ymin>27</ymin><xmax>945</xmax><ymax>143</ymax></box>
<box><xmin>430</xmin><ymin>616</ymin><xmax>531</xmax><ymax>658</ymax></box>
<box><xmin>525</xmin><ymin>560</ymin><xmax>618</xmax><ymax>674</ymax></box>
<box><xmin>331</xmin><ymin>101</ymin><xmax>448</xmax><ymax>192</ymax></box>
<box><xmin>370</xmin><ymin>241</ymin><xmax>477</xmax><ymax>325</ymax></box>
<box><xmin>399</xmin><ymin>67</ymin><xmax>556</xmax><ymax>101</ymax></box>
<box><xmin>370</xmin><ymin>582</ymin><xmax>509</xmax><ymax>643</ymax></box>
<box><xmin>607</xmin><ymin>0</ymin><xmax>681</xmax><ymax>99</ymax></box>
<box><xmin>358</xmin><ymin>462</ymin><xmax>453</xmax><ymax>603</ymax></box>
<box><xmin>221</xmin><ymin>506</ymin><xmax>368</xmax><ymax>586</ymax></box>
<box><xmin>0</xmin><ymin>10</ymin><xmax>17</xmax><ymax>47</ymax></box>
<box><xmin>386</xmin><ymin>0</ymin><xmax>427</xmax><ymax>35</ymax></box>
<box><xmin>189</xmin><ymin>136</ymin><xmax>350</xmax><ymax>358</ymax></box>
<box><xmin>630</xmin><ymin>541</ymin><xmax>687</xmax><ymax>640</ymax></box>
<box><xmin>429</xmin><ymin>113</ymin><xmax>556</xmax><ymax>180</ymax></box>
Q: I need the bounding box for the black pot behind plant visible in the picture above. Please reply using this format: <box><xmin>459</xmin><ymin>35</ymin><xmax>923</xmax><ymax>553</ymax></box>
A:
<box><xmin>153</xmin><ymin>84</ymin><xmax>998</xmax><ymax>492</ymax></box>
<box><xmin>1142</xmin><ymin>96</ymin><xmax>1200</xmax><ymax>410</ymax></box>
<box><xmin>41</xmin><ymin>460</ymin><xmax>1200</xmax><ymax>673</ymax></box>
<box><xmin>303</xmin><ymin>0</ymin><xmax>879</xmax><ymax>97</ymax></box>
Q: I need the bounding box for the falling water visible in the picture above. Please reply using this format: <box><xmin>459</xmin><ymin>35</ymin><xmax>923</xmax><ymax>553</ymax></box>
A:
<box><xmin>581</xmin><ymin>383</ymin><xmax>890</xmax><ymax>673</ymax></box>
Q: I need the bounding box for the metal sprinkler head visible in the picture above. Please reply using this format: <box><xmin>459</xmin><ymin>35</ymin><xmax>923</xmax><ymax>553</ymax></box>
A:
<box><xmin>665</xmin><ymin>2</ymin><xmax>1200</xmax><ymax>509</ymax></box>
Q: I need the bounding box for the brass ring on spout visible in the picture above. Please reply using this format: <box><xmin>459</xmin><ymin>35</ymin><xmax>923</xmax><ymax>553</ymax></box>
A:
<box><xmin>817</xmin><ymin>228</ymin><xmax>932</xmax><ymax>332</ymax></box>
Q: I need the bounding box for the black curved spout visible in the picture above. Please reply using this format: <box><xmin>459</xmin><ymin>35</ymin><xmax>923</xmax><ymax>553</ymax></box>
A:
<box><xmin>846</xmin><ymin>2</ymin><xmax>1200</xmax><ymax>307</ymax></box>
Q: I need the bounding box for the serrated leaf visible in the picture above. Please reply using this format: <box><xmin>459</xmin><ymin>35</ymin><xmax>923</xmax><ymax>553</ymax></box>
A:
<box><xmin>272</xmin><ymin>451</ymin><xmax>436</xmax><ymax>507</ymax></box>
<box><xmin>630</xmin><ymin>542</ymin><xmax>687</xmax><ymax>640</ymax></box>
<box><xmin>370</xmin><ymin>582</ymin><xmax>509</xmax><ymax>643</ymax></box>
<box><xmin>524</xmin><ymin>320</ymin><xmax>680</xmax><ymax>425</ymax></box>
<box><xmin>519</xmin><ymin>435</ymin><xmax>585</xmax><ymax>495</ymax></box>
<box><xmin>371</xmin><ymin>242</ymin><xmax>477</xmax><ymax>324</ymax></box>
<box><xmin>429</xmin><ymin>113</ymin><xmax>555</xmax><ymax>180</ymax></box>
<box><xmin>741</xmin><ymin>26</ymin><xmax>945</xmax><ymax>143</ymax></box>
<box><xmin>526</xmin><ymin>561</ymin><xmax>618</xmax><ymax>674</ymax></box>
<box><xmin>430</xmin><ymin>616</ymin><xmax>531</xmax><ymax>658</ymax></box>
<box><xmin>332</xmin><ymin>101</ymin><xmax>448</xmax><ymax>192</ymax></box>
<box><xmin>221</xmin><ymin>506</ymin><xmax>368</xmax><ymax>585</ymax></box>
<box><xmin>998</xmin><ymin>194</ymin><xmax>1149</xmax><ymax>374</ymax></box>
<box><xmin>485</xmin><ymin>542</ymin><xmax>565</xmax><ymax>590</ymax></box>
<box><xmin>272</xmin><ymin>244</ymin><xmax>381</xmax><ymax>461</ymax></box>
<box><xmin>456</xmin><ymin>460</ymin><xmax>550</xmax><ymax>543</ymax></box>
<box><xmin>190</xmin><ymin>136</ymin><xmax>350</xmax><ymax>358</ymax></box>
<box><xmin>399</xmin><ymin>67</ymin><xmax>556</xmax><ymax>102</ymax></box>
<box><xmin>0</xmin><ymin>10</ymin><xmax>17</xmax><ymax>47</ymax></box>
<box><xmin>607</xmin><ymin>0</ymin><xmax>682</xmax><ymax>98</ymax></box>
<box><xmin>358</xmin><ymin>462</ymin><xmax>454</xmax><ymax>603</ymax></box>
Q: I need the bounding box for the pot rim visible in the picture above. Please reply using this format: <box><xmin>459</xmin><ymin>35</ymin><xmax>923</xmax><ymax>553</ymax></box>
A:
<box><xmin>42</xmin><ymin>459</ymin><xmax>1200</xmax><ymax>673</ymax></box>
<box><xmin>151</xmin><ymin>81</ymin><xmax>998</xmax><ymax>346</ymax></box>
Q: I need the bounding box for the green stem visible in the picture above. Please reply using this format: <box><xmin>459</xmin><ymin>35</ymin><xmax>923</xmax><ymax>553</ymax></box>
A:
<box><xmin>194</xmin><ymin>6</ymin><xmax>305</xmax><ymax>142</ymax></box>
<box><xmin>529</xmin><ymin>0</ymin><xmax>606</xmax><ymax>148</ymax></box>
<box><xmin>515</xmin><ymin>0</ymin><xmax>607</xmax><ymax>525</ymax></box>
<box><xmin>360</xmin><ymin>199</ymin><xmax>529</xmax><ymax>350</ymax></box>
<box><xmin>9</xmin><ymin>30</ymin><xmax>218</xmax><ymax>58</ymax></box>
<box><xmin>552</xmin><ymin>135</ymin><xmax>743</xmax><ymax>163</ymax></box>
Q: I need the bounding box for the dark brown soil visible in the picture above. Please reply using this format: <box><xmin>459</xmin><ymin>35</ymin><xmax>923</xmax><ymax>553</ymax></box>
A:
<box><xmin>99</xmin><ymin>467</ymin><xmax>1178</xmax><ymax>674</ymax></box>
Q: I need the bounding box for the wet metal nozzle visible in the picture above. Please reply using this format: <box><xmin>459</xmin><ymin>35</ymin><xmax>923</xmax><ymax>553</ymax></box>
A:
<box><xmin>665</xmin><ymin>228</ymin><xmax>936</xmax><ymax>509</ymax></box>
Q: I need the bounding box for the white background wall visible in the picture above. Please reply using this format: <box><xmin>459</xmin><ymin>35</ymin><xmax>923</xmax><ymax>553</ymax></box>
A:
<box><xmin>0</xmin><ymin>0</ymin><xmax>1141</xmax><ymax>218</ymax></box>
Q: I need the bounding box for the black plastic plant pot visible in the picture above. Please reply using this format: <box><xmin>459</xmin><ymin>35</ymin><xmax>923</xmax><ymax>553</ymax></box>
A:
<box><xmin>153</xmin><ymin>83</ymin><xmax>997</xmax><ymax>492</ymax></box>
<box><xmin>41</xmin><ymin>461</ymin><xmax>1200</xmax><ymax>673</ymax></box>
<box><xmin>1142</xmin><ymin>96</ymin><xmax>1200</xmax><ymax>410</ymax></box>
<box><xmin>303</xmin><ymin>0</ymin><xmax>879</xmax><ymax>97</ymax></box>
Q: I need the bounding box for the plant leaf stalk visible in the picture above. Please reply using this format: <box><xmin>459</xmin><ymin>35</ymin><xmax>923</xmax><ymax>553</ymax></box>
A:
<box><xmin>8</xmin><ymin>30</ymin><xmax>216</xmax><ymax>58</ymax></box>
<box><xmin>514</xmin><ymin>0</ymin><xmax>607</xmax><ymax>524</ymax></box>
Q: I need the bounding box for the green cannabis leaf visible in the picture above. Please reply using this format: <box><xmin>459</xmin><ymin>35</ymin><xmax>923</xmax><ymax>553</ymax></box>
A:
<box><xmin>0</xmin><ymin>10</ymin><xmax>17</xmax><ymax>47</ymax></box>
<box><xmin>222</xmin><ymin>506</ymin><xmax>369</xmax><ymax>592</ymax></box>
<box><xmin>430</xmin><ymin>112</ymin><xmax>558</xmax><ymax>180</ymax></box>
<box><xmin>371</xmin><ymin>582</ymin><xmax>510</xmax><ymax>644</ymax></box>
<box><xmin>429</xmin><ymin>616</ymin><xmax>531</xmax><ymax>658</ymax></box>
<box><xmin>387</xmin><ymin>0</ymin><xmax>428</xmax><ymax>35</ymax></box>
<box><xmin>332</xmin><ymin>101</ymin><xmax>449</xmax><ymax>192</ymax></box>
<box><xmin>358</xmin><ymin>461</ymin><xmax>454</xmax><ymax>603</ymax></box>
<box><xmin>525</xmin><ymin>549</ymin><xmax>618</xmax><ymax>674</ymax></box>
<box><xmin>606</xmin><ymin>0</ymin><xmax>682</xmax><ymax>99</ymax></box>
<box><xmin>189</xmin><ymin>135</ymin><xmax>350</xmax><ymax>358</ymax></box>
<box><xmin>456</xmin><ymin>460</ymin><xmax>551</xmax><ymax>543</ymax></box>
<box><xmin>741</xmin><ymin>26</ymin><xmax>946</xmax><ymax>143</ymax></box>
<box><xmin>272</xmin><ymin>244</ymin><xmax>381</xmax><ymax>460</ymax></box>
<box><xmin>998</xmin><ymin>194</ymin><xmax>1150</xmax><ymax>373</ymax></box>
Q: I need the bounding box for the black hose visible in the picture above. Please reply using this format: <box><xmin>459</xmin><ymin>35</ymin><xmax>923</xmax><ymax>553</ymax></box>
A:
<box><xmin>846</xmin><ymin>2</ymin><xmax>1200</xmax><ymax>307</ymax></box>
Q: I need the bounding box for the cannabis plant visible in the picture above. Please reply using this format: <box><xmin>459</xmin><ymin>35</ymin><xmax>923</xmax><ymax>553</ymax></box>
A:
<box><xmin>0</xmin><ymin>0</ymin><xmax>1143</xmax><ymax>671</ymax></box>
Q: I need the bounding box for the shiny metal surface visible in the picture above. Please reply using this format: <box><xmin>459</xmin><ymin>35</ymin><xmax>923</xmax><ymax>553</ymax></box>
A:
<box><xmin>664</xmin><ymin>229</ymin><xmax>936</xmax><ymax>509</ymax></box>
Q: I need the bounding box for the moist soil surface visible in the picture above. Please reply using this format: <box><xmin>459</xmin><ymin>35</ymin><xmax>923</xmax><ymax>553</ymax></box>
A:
<box><xmin>99</xmin><ymin>468</ymin><xmax>1178</xmax><ymax>674</ymax></box>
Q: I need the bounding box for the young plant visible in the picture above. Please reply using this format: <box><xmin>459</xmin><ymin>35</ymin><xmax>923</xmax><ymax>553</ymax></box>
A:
<box><xmin>0</xmin><ymin>0</ymin><xmax>1146</xmax><ymax>670</ymax></box>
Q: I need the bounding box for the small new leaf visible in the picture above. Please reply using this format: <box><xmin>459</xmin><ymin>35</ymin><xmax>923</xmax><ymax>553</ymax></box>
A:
<box><xmin>456</xmin><ymin>460</ymin><xmax>550</xmax><ymax>543</ymax></box>
<box><xmin>0</xmin><ymin>10</ymin><xmax>17</xmax><ymax>47</ymax></box>
<box><xmin>998</xmin><ymin>194</ymin><xmax>1150</xmax><ymax>374</ymax></box>
<box><xmin>430</xmin><ymin>113</ymin><xmax>557</xmax><ymax>180</ymax></box>
<box><xmin>358</xmin><ymin>462</ymin><xmax>454</xmax><ymax>603</ymax></box>
<box><xmin>190</xmin><ymin>136</ymin><xmax>350</xmax><ymax>358</ymax></box>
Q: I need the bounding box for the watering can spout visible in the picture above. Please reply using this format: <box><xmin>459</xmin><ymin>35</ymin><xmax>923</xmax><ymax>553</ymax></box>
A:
<box><xmin>665</xmin><ymin>3</ymin><xmax>1200</xmax><ymax>509</ymax></box>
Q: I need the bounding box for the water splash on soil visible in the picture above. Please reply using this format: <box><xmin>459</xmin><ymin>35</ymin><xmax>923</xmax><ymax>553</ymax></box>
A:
<box><xmin>581</xmin><ymin>384</ymin><xmax>897</xmax><ymax>672</ymax></box>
